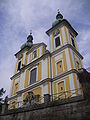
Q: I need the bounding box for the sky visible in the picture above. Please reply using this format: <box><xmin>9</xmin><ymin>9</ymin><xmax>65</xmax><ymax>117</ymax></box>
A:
<box><xmin>0</xmin><ymin>0</ymin><xmax>90</xmax><ymax>97</ymax></box>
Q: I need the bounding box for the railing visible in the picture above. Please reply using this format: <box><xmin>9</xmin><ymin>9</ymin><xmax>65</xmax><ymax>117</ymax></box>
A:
<box><xmin>9</xmin><ymin>88</ymin><xmax>82</xmax><ymax>109</ymax></box>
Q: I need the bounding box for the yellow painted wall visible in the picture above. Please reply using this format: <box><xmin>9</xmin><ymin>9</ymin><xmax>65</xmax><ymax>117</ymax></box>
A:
<box><xmin>15</xmin><ymin>59</ymin><xmax>18</xmax><ymax>74</ymax></box>
<box><xmin>25</xmin><ymin>53</ymin><xmax>27</xmax><ymax>65</ymax></box>
<box><xmin>52</xmin><ymin>57</ymin><xmax>56</xmax><ymax>77</ymax></box>
<box><xmin>23</xmin><ymin>87</ymin><xmax>42</xmax><ymax>105</ymax></box>
<box><xmin>14</xmin><ymin>83</ymin><xmax>19</xmax><ymax>95</ymax></box>
<box><xmin>32</xmin><ymin>87</ymin><xmax>42</xmax><ymax>103</ymax></box>
<box><xmin>54</xmin><ymin>82</ymin><xmax>57</xmax><ymax>99</ymax></box>
<box><xmin>38</xmin><ymin>48</ymin><xmax>39</xmax><ymax>57</ymax></box>
<box><xmin>54</xmin><ymin>77</ymin><xmax>71</xmax><ymax>99</ymax></box>
<box><xmin>47</xmin><ymin>57</ymin><xmax>49</xmax><ymax>78</ymax></box>
<box><xmin>58</xmin><ymin>81</ymin><xmax>65</xmax><ymax>99</ymax></box>
<box><xmin>42</xmin><ymin>46</ymin><xmax>46</xmax><ymax>55</ymax></box>
<box><xmin>68</xmin><ymin>48</ymin><xmax>73</xmax><ymax>69</ymax></box>
<box><xmin>24</xmin><ymin>69</ymin><xmax>29</xmax><ymax>88</ymax></box>
<box><xmin>73</xmin><ymin>52</ymin><xmax>82</xmax><ymax>70</ymax></box>
<box><xmin>52</xmin><ymin>33</ymin><xmax>54</xmax><ymax>51</ymax></box>
<box><xmin>12</xmin><ymin>101</ymin><xmax>15</xmax><ymax>109</ymax></box>
<box><xmin>64</xmin><ymin>26</ymin><xmax>68</xmax><ymax>43</ymax></box>
<box><xmin>32</xmin><ymin>87</ymin><xmax>41</xmax><ymax>96</ymax></box>
<box><xmin>57</xmin><ymin>60</ymin><xmax>63</xmax><ymax>74</ymax></box>
<box><xmin>21</xmin><ymin>53</ymin><xmax>24</xmax><ymax>67</ymax></box>
<box><xmin>63</xmin><ymin>51</ymin><xmax>67</xmax><ymax>71</ymax></box>
<box><xmin>68</xmin><ymin>29</ymin><xmax>72</xmax><ymax>44</ymax></box>
<box><xmin>65</xmin><ymin>77</ymin><xmax>71</xmax><ymax>98</ymax></box>
<box><xmin>38</xmin><ymin>62</ymin><xmax>42</xmax><ymax>81</ymax></box>
<box><xmin>8</xmin><ymin>101</ymin><xmax>11</xmax><ymax>109</ymax></box>
<box><xmin>59</xmin><ymin>28</ymin><xmax>63</xmax><ymax>45</ymax></box>
<box><xmin>29</xmin><ymin>53</ymin><xmax>31</xmax><ymax>63</ymax></box>
<box><xmin>79</xmin><ymin>58</ymin><xmax>83</xmax><ymax>68</ymax></box>
<box><xmin>48</xmin><ymin>82</ymin><xmax>50</xmax><ymax>94</ymax></box>
<box><xmin>11</xmin><ymin>80</ymin><xmax>15</xmax><ymax>96</ymax></box>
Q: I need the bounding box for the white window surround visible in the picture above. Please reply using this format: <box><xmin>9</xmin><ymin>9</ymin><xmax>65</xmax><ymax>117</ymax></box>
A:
<box><xmin>29</xmin><ymin>66</ymin><xmax>38</xmax><ymax>85</ymax></box>
<box><xmin>70</xmin><ymin>33</ymin><xmax>76</xmax><ymax>47</ymax></box>
<box><xmin>56</xmin><ymin>80</ymin><xmax>66</xmax><ymax>96</ymax></box>
<box><xmin>31</xmin><ymin>50</ymin><xmax>38</xmax><ymax>62</ymax></box>
<box><xmin>55</xmin><ymin>59</ymin><xmax>64</xmax><ymax>76</ymax></box>
<box><xmin>12</xmin><ymin>77</ymin><xmax>20</xmax><ymax>96</ymax></box>
<box><xmin>54</xmin><ymin>34</ymin><xmax>61</xmax><ymax>50</ymax></box>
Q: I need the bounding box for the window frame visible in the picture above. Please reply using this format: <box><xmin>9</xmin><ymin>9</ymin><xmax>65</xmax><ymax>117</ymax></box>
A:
<box><xmin>13</xmin><ymin>77</ymin><xmax>20</xmax><ymax>95</ymax></box>
<box><xmin>57</xmin><ymin>80</ymin><xmax>66</xmax><ymax>93</ymax></box>
<box><xmin>33</xmin><ymin>50</ymin><xmax>37</xmax><ymax>60</ymax></box>
<box><xmin>17</xmin><ymin>60</ymin><xmax>21</xmax><ymax>71</ymax></box>
<box><xmin>14</xmin><ymin>82</ymin><xmax>19</xmax><ymax>94</ymax></box>
<box><xmin>56</xmin><ymin>60</ymin><xmax>63</xmax><ymax>74</ymax></box>
<box><xmin>29</xmin><ymin>67</ymin><xmax>38</xmax><ymax>85</ymax></box>
<box><xmin>70</xmin><ymin>33</ymin><xmax>76</xmax><ymax>48</ymax></box>
<box><xmin>54</xmin><ymin>34</ymin><xmax>61</xmax><ymax>49</ymax></box>
<box><xmin>56</xmin><ymin>59</ymin><xmax>64</xmax><ymax>75</ymax></box>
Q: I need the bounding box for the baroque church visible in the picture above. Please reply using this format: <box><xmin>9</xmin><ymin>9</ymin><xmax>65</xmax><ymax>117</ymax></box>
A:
<box><xmin>8</xmin><ymin>10</ymin><xmax>83</xmax><ymax>109</ymax></box>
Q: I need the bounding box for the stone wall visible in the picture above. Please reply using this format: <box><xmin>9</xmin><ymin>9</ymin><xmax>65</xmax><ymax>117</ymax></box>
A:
<box><xmin>0</xmin><ymin>96</ymin><xmax>90</xmax><ymax>120</ymax></box>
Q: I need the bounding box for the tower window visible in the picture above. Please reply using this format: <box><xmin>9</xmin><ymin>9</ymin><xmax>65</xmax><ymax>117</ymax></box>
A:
<box><xmin>55</xmin><ymin>36</ymin><xmax>60</xmax><ymax>47</ymax></box>
<box><xmin>70</xmin><ymin>33</ymin><xmax>75</xmax><ymax>48</ymax></box>
<box><xmin>17</xmin><ymin>61</ymin><xmax>21</xmax><ymax>71</ymax></box>
<box><xmin>30</xmin><ymin>68</ymin><xmax>37</xmax><ymax>84</ymax></box>
<box><xmin>33</xmin><ymin>50</ymin><xmax>37</xmax><ymax>59</ymax></box>
<box><xmin>71</xmin><ymin>38</ymin><xmax>75</xmax><ymax>47</ymax></box>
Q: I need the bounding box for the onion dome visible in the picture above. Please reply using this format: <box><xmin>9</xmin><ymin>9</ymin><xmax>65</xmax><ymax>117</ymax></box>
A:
<box><xmin>21</xmin><ymin>31</ymin><xmax>33</xmax><ymax>50</ymax></box>
<box><xmin>52</xmin><ymin>9</ymin><xmax>63</xmax><ymax>27</ymax></box>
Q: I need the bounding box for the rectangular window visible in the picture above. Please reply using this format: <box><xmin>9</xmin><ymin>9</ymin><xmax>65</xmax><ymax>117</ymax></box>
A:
<box><xmin>58</xmin><ymin>81</ymin><xmax>65</xmax><ymax>99</ymax></box>
<box><xmin>33</xmin><ymin>50</ymin><xmax>37</xmax><ymax>59</ymax></box>
<box><xmin>55</xmin><ymin>36</ymin><xmax>60</xmax><ymax>47</ymax></box>
<box><xmin>14</xmin><ymin>83</ymin><xmax>19</xmax><ymax>94</ymax></box>
<box><xmin>57</xmin><ymin>61</ymin><xmax>63</xmax><ymax>74</ymax></box>
<box><xmin>70</xmin><ymin>33</ymin><xmax>75</xmax><ymax>48</ymax></box>
<box><xmin>17</xmin><ymin>61</ymin><xmax>21</xmax><ymax>71</ymax></box>
<box><xmin>30</xmin><ymin>68</ymin><xmax>37</xmax><ymax>84</ymax></box>
<box><xmin>71</xmin><ymin>38</ymin><xmax>75</xmax><ymax>47</ymax></box>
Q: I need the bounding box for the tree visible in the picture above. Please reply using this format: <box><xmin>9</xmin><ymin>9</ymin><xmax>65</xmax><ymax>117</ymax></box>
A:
<box><xmin>0</xmin><ymin>88</ymin><xmax>6</xmax><ymax>103</ymax></box>
<box><xmin>0</xmin><ymin>88</ymin><xmax>6</xmax><ymax>113</ymax></box>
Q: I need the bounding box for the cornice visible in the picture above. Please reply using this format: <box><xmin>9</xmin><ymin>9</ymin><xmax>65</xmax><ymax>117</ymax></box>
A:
<box><xmin>8</xmin><ymin>69</ymin><xmax>79</xmax><ymax>101</ymax></box>
<box><xmin>10</xmin><ymin>52</ymin><xmax>50</xmax><ymax>80</ymax></box>
<box><xmin>52</xmin><ymin>69</ymin><xmax>78</xmax><ymax>82</ymax></box>
<box><xmin>8</xmin><ymin>78</ymin><xmax>51</xmax><ymax>101</ymax></box>
<box><xmin>27</xmin><ymin>42</ymin><xmax>47</xmax><ymax>55</ymax></box>
<box><xmin>46</xmin><ymin>19</ymin><xmax>78</xmax><ymax>36</ymax></box>
<box><xmin>11</xmin><ymin>44</ymin><xmax>83</xmax><ymax>80</ymax></box>
<box><xmin>51</xmin><ymin>44</ymin><xmax>83</xmax><ymax>59</ymax></box>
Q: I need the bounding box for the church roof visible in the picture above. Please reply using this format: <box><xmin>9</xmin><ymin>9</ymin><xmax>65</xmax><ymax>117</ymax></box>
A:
<box><xmin>15</xmin><ymin>42</ymin><xmax>47</xmax><ymax>57</ymax></box>
<box><xmin>46</xmin><ymin>19</ymin><xmax>78</xmax><ymax>36</ymax></box>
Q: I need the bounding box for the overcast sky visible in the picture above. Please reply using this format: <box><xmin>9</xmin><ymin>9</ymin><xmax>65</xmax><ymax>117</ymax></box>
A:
<box><xmin>0</xmin><ymin>0</ymin><xmax>90</xmax><ymax>97</ymax></box>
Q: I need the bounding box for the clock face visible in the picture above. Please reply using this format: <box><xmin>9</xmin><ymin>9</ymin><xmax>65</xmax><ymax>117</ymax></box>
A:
<box><xmin>53</xmin><ymin>28</ymin><xmax>60</xmax><ymax>37</ymax></box>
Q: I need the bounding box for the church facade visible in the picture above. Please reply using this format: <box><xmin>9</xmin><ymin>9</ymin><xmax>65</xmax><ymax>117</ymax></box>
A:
<box><xmin>9</xmin><ymin>11</ymin><xmax>83</xmax><ymax>109</ymax></box>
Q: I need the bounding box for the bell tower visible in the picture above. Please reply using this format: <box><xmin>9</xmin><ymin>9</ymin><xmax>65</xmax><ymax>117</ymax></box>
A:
<box><xmin>46</xmin><ymin>10</ymin><xmax>83</xmax><ymax>97</ymax></box>
<box><xmin>46</xmin><ymin>10</ymin><xmax>80</xmax><ymax>53</ymax></box>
